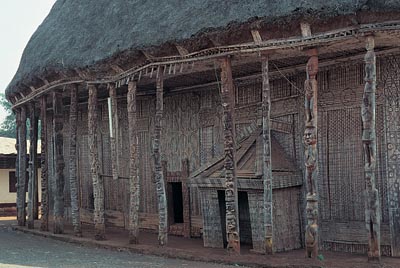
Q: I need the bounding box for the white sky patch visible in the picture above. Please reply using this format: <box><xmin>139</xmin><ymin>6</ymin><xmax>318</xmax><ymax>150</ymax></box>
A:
<box><xmin>0</xmin><ymin>0</ymin><xmax>56</xmax><ymax>124</ymax></box>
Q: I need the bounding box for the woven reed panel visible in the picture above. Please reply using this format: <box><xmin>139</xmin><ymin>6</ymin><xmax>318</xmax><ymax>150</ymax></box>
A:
<box><xmin>77</xmin><ymin>134</ymin><xmax>93</xmax><ymax>210</ymax></box>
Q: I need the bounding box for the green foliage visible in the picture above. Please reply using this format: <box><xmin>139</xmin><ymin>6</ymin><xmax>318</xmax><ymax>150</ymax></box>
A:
<box><xmin>0</xmin><ymin>93</ymin><xmax>16</xmax><ymax>138</ymax></box>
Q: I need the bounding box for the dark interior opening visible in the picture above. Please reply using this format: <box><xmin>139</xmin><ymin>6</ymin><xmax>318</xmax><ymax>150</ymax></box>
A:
<box><xmin>170</xmin><ymin>182</ymin><xmax>184</xmax><ymax>223</ymax></box>
<box><xmin>218</xmin><ymin>190</ymin><xmax>253</xmax><ymax>248</ymax></box>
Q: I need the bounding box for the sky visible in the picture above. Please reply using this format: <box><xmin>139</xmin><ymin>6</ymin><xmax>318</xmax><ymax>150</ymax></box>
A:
<box><xmin>0</xmin><ymin>0</ymin><xmax>56</xmax><ymax>123</ymax></box>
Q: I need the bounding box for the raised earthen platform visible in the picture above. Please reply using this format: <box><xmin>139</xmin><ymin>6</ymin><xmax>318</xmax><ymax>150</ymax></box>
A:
<box><xmin>9</xmin><ymin>220</ymin><xmax>400</xmax><ymax>268</ymax></box>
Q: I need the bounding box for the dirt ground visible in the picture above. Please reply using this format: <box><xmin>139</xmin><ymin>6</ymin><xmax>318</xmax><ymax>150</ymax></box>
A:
<box><xmin>4</xmin><ymin>218</ymin><xmax>400</xmax><ymax>268</ymax></box>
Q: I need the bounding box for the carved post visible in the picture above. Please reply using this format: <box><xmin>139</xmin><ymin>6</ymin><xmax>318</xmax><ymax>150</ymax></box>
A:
<box><xmin>53</xmin><ymin>90</ymin><xmax>65</xmax><ymax>234</ymax></box>
<box><xmin>153</xmin><ymin>68</ymin><xmax>168</xmax><ymax>246</ymax></box>
<box><xmin>40</xmin><ymin>96</ymin><xmax>49</xmax><ymax>231</ymax></box>
<box><xmin>262</xmin><ymin>56</ymin><xmax>273</xmax><ymax>254</ymax></box>
<box><xmin>181</xmin><ymin>158</ymin><xmax>191</xmax><ymax>238</ymax></box>
<box><xmin>88</xmin><ymin>85</ymin><xmax>106</xmax><ymax>240</ymax></box>
<box><xmin>304</xmin><ymin>48</ymin><xmax>319</xmax><ymax>259</ymax></box>
<box><xmin>362</xmin><ymin>36</ymin><xmax>381</xmax><ymax>261</ymax></box>
<box><xmin>69</xmin><ymin>85</ymin><xmax>82</xmax><ymax>236</ymax></box>
<box><xmin>220</xmin><ymin>56</ymin><xmax>240</xmax><ymax>254</ymax></box>
<box><xmin>17</xmin><ymin>107</ymin><xmax>27</xmax><ymax>226</ymax></box>
<box><xmin>127</xmin><ymin>81</ymin><xmax>140</xmax><ymax>244</ymax></box>
<box><xmin>27</xmin><ymin>103</ymin><xmax>38</xmax><ymax>229</ymax></box>
<box><xmin>108</xmin><ymin>84</ymin><xmax>119</xmax><ymax>181</ymax></box>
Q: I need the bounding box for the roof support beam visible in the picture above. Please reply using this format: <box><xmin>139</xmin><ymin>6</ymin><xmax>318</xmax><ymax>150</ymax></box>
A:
<box><xmin>362</xmin><ymin>36</ymin><xmax>381</xmax><ymax>261</ymax></box>
<box><xmin>16</xmin><ymin>107</ymin><xmax>27</xmax><ymax>227</ymax></box>
<box><xmin>53</xmin><ymin>89</ymin><xmax>65</xmax><ymax>234</ymax></box>
<box><xmin>127</xmin><ymin>81</ymin><xmax>140</xmax><ymax>244</ymax></box>
<box><xmin>88</xmin><ymin>84</ymin><xmax>106</xmax><ymax>240</ymax></box>
<box><xmin>153</xmin><ymin>67</ymin><xmax>168</xmax><ymax>246</ymax></box>
<box><xmin>220</xmin><ymin>56</ymin><xmax>240</xmax><ymax>254</ymax></box>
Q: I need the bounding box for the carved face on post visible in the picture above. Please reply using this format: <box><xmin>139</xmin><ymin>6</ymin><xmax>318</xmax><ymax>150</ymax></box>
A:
<box><xmin>304</xmin><ymin>127</ymin><xmax>317</xmax><ymax>146</ymax></box>
<box><xmin>306</xmin><ymin>55</ymin><xmax>319</xmax><ymax>79</ymax></box>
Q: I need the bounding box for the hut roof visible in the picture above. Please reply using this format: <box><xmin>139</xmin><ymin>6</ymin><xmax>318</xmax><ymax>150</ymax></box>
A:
<box><xmin>5</xmin><ymin>0</ymin><xmax>400</xmax><ymax>97</ymax></box>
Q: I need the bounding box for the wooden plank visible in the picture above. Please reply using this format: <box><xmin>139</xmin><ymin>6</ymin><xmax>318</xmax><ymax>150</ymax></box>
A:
<box><xmin>153</xmin><ymin>67</ymin><xmax>168</xmax><ymax>246</ymax></box>
<box><xmin>220</xmin><ymin>56</ymin><xmax>240</xmax><ymax>254</ymax></box>
<box><xmin>127</xmin><ymin>81</ymin><xmax>140</xmax><ymax>244</ymax></box>
<box><xmin>53</xmin><ymin>90</ymin><xmax>65</xmax><ymax>234</ymax></box>
<box><xmin>40</xmin><ymin>96</ymin><xmax>49</xmax><ymax>231</ymax></box>
<box><xmin>69</xmin><ymin>85</ymin><xmax>82</xmax><ymax>235</ymax></box>
<box><xmin>362</xmin><ymin>36</ymin><xmax>381</xmax><ymax>261</ymax></box>
<box><xmin>88</xmin><ymin>85</ymin><xmax>106</xmax><ymax>240</ymax></box>
<box><xmin>262</xmin><ymin>56</ymin><xmax>273</xmax><ymax>254</ymax></box>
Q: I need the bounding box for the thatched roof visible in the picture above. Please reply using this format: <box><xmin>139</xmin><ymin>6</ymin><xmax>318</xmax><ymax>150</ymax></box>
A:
<box><xmin>5</xmin><ymin>0</ymin><xmax>400</xmax><ymax>97</ymax></box>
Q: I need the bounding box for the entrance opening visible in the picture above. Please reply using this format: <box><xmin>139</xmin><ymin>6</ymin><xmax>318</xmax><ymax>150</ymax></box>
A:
<box><xmin>169</xmin><ymin>182</ymin><xmax>183</xmax><ymax>223</ymax></box>
<box><xmin>217</xmin><ymin>190</ymin><xmax>253</xmax><ymax>248</ymax></box>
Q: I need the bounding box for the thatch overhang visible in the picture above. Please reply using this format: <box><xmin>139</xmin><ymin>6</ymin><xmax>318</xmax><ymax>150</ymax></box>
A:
<box><xmin>5</xmin><ymin>0</ymin><xmax>400</xmax><ymax>107</ymax></box>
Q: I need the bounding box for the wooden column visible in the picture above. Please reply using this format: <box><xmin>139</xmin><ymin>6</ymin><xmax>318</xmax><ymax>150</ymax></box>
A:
<box><xmin>153</xmin><ymin>68</ymin><xmax>168</xmax><ymax>246</ymax></box>
<box><xmin>220</xmin><ymin>56</ymin><xmax>240</xmax><ymax>254</ymax></box>
<box><xmin>16</xmin><ymin>107</ymin><xmax>27</xmax><ymax>226</ymax></box>
<box><xmin>262</xmin><ymin>56</ymin><xmax>273</xmax><ymax>254</ymax></box>
<box><xmin>181</xmin><ymin>158</ymin><xmax>191</xmax><ymax>238</ymax></box>
<box><xmin>127</xmin><ymin>81</ymin><xmax>140</xmax><ymax>244</ymax></box>
<box><xmin>69</xmin><ymin>85</ymin><xmax>81</xmax><ymax>236</ymax></box>
<box><xmin>108</xmin><ymin>84</ymin><xmax>119</xmax><ymax>181</ymax></box>
<box><xmin>88</xmin><ymin>85</ymin><xmax>106</xmax><ymax>240</ymax></box>
<box><xmin>53</xmin><ymin>90</ymin><xmax>65</xmax><ymax>234</ymax></box>
<box><xmin>27</xmin><ymin>103</ymin><xmax>38</xmax><ymax>229</ymax></box>
<box><xmin>362</xmin><ymin>36</ymin><xmax>381</xmax><ymax>261</ymax></box>
<box><xmin>304</xmin><ymin>48</ymin><xmax>319</xmax><ymax>258</ymax></box>
<box><xmin>40</xmin><ymin>96</ymin><xmax>49</xmax><ymax>231</ymax></box>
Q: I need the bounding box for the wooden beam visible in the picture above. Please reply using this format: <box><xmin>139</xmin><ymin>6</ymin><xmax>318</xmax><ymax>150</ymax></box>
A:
<box><xmin>127</xmin><ymin>81</ymin><xmax>140</xmax><ymax>244</ymax></box>
<box><xmin>220</xmin><ymin>56</ymin><xmax>240</xmax><ymax>254</ymax></box>
<box><xmin>251</xmin><ymin>30</ymin><xmax>263</xmax><ymax>44</ymax></box>
<box><xmin>176</xmin><ymin>45</ymin><xmax>189</xmax><ymax>56</ymax></box>
<box><xmin>261</xmin><ymin>56</ymin><xmax>273</xmax><ymax>254</ymax></box>
<box><xmin>110</xmin><ymin>64</ymin><xmax>125</xmax><ymax>73</ymax></box>
<box><xmin>27</xmin><ymin>103</ymin><xmax>38</xmax><ymax>229</ymax></box>
<box><xmin>53</xmin><ymin>90</ymin><xmax>65</xmax><ymax>234</ymax></box>
<box><xmin>108</xmin><ymin>84</ymin><xmax>119</xmax><ymax>181</ymax></box>
<box><xmin>362</xmin><ymin>36</ymin><xmax>381</xmax><ymax>261</ymax></box>
<box><xmin>88</xmin><ymin>85</ymin><xmax>106</xmax><ymax>240</ymax></box>
<box><xmin>153</xmin><ymin>67</ymin><xmax>168</xmax><ymax>246</ymax></box>
<box><xmin>304</xmin><ymin>48</ymin><xmax>319</xmax><ymax>259</ymax></box>
<box><xmin>69</xmin><ymin>84</ymin><xmax>82</xmax><ymax>236</ymax></box>
<box><xmin>40</xmin><ymin>96</ymin><xmax>49</xmax><ymax>231</ymax></box>
<box><xmin>300</xmin><ymin>22</ymin><xmax>312</xmax><ymax>37</ymax></box>
<box><xmin>16</xmin><ymin>107</ymin><xmax>27</xmax><ymax>227</ymax></box>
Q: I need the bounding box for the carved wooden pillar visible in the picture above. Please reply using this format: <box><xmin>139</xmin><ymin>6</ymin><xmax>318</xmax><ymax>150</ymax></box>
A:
<box><xmin>40</xmin><ymin>96</ymin><xmax>49</xmax><ymax>231</ymax></box>
<box><xmin>220</xmin><ymin>56</ymin><xmax>240</xmax><ymax>254</ymax></box>
<box><xmin>181</xmin><ymin>158</ymin><xmax>191</xmax><ymax>238</ymax></box>
<box><xmin>53</xmin><ymin>90</ymin><xmax>65</xmax><ymax>234</ymax></box>
<box><xmin>262</xmin><ymin>56</ymin><xmax>273</xmax><ymax>254</ymax></box>
<box><xmin>304</xmin><ymin>48</ymin><xmax>319</xmax><ymax>259</ymax></box>
<box><xmin>362</xmin><ymin>36</ymin><xmax>381</xmax><ymax>261</ymax></box>
<box><xmin>69</xmin><ymin>85</ymin><xmax>81</xmax><ymax>236</ymax></box>
<box><xmin>127</xmin><ymin>81</ymin><xmax>140</xmax><ymax>244</ymax></box>
<box><xmin>108</xmin><ymin>84</ymin><xmax>119</xmax><ymax>181</ymax></box>
<box><xmin>88</xmin><ymin>84</ymin><xmax>106</xmax><ymax>240</ymax></box>
<box><xmin>17</xmin><ymin>107</ymin><xmax>27</xmax><ymax>226</ymax></box>
<box><xmin>153</xmin><ymin>68</ymin><xmax>168</xmax><ymax>246</ymax></box>
<box><xmin>27</xmin><ymin>103</ymin><xmax>38</xmax><ymax>229</ymax></box>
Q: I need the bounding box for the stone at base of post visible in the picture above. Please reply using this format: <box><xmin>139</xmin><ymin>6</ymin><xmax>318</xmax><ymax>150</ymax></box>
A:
<box><xmin>53</xmin><ymin>216</ymin><xmax>64</xmax><ymax>234</ymax></box>
<box><xmin>305</xmin><ymin>195</ymin><xmax>318</xmax><ymax>259</ymax></box>
<box><xmin>265</xmin><ymin>236</ymin><xmax>273</xmax><ymax>254</ymax></box>
<box><xmin>94</xmin><ymin>225</ymin><xmax>106</xmax><ymax>241</ymax></box>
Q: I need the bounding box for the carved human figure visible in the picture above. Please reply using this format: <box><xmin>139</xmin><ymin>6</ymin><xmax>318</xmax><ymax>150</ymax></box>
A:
<box><xmin>304</xmin><ymin>127</ymin><xmax>317</xmax><ymax>196</ymax></box>
<box><xmin>305</xmin><ymin>201</ymin><xmax>318</xmax><ymax>258</ymax></box>
<box><xmin>365</xmin><ymin>174</ymin><xmax>380</xmax><ymax>260</ymax></box>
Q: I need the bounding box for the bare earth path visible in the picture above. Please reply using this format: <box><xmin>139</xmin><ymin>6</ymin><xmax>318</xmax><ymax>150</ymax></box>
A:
<box><xmin>0</xmin><ymin>223</ymin><xmax>243</xmax><ymax>268</ymax></box>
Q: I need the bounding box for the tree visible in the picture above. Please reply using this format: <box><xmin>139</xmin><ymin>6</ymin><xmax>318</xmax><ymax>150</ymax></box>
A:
<box><xmin>0</xmin><ymin>93</ymin><xmax>16</xmax><ymax>138</ymax></box>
